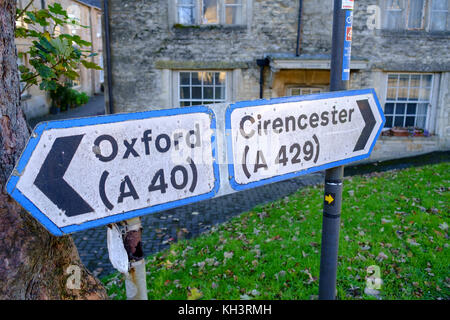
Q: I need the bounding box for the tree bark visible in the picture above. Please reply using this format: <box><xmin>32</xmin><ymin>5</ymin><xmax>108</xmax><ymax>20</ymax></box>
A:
<box><xmin>0</xmin><ymin>0</ymin><xmax>107</xmax><ymax>299</ymax></box>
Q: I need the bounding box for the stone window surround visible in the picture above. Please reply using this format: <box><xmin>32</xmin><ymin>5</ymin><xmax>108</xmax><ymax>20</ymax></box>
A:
<box><xmin>167</xmin><ymin>69</ymin><xmax>241</xmax><ymax>108</ymax></box>
<box><xmin>168</xmin><ymin>0</ymin><xmax>253</xmax><ymax>28</ymax></box>
<box><xmin>380</xmin><ymin>72</ymin><xmax>441</xmax><ymax>134</ymax></box>
<box><xmin>178</xmin><ymin>70</ymin><xmax>228</xmax><ymax>106</ymax></box>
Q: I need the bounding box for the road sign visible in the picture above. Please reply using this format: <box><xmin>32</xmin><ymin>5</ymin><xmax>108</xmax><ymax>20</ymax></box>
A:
<box><xmin>6</xmin><ymin>107</ymin><xmax>219</xmax><ymax>236</ymax></box>
<box><xmin>226</xmin><ymin>89</ymin><xmax>385</xmax><ymax>191</ymax></box>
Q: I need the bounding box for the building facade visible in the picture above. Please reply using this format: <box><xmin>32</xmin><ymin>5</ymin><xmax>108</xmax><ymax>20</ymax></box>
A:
<box><xmin>105</xmin><ymin>0</ymin><xmax>450</xmax><ymax>162</ymax></box>
<box><xmin>16</xmin><ymin>0</ymin><xmax>104</xmax><ymax>119</ymax></box>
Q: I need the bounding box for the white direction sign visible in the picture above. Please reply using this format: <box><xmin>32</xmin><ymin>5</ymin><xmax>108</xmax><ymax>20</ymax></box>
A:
<box><xmin>226</xmin><ymin>89</ymin><xmax>385</xmax><ymax>190</ymax></box>
<box><xmin>7</xmin><ymin>107</ymin><xmax>219</xmax><ymax>235</ymax></box>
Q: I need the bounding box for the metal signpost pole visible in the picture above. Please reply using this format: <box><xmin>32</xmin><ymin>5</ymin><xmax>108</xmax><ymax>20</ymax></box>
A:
<box><xmin>319</xmin><ymin>0</ymin><xmax>354</xmax><ymax>300</ymax></box>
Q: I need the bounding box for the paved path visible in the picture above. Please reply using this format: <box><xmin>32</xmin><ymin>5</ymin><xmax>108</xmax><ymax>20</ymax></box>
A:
<box><xmin>28</xmin><ymin>93</ymin><xmax>106</xmax><ymax>128</ymax></box>
<box><xmin>71</xmin><ymin>172</ymin><xmax>324</xmax><ymax>277</ymax></box>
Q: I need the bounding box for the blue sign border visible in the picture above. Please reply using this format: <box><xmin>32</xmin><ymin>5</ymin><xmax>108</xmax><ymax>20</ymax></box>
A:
<box><xmin>225</xmin><ymin>88</ymin><xmax>385</xmax><ymax>192</ymax></box>
<box><xmin>6</xmin><ymin>106</ymin><xmax>220</xmax><ymax>236</ymax></box>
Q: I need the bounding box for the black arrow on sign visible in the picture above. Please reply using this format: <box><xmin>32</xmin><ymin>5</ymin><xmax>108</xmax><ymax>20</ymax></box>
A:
<box><xmin>34</xmin><ymin>135</ymin><xmax>93</xmax><ymax>217</ymax></box>
<box><xmin>353</xmin><ymin>99</ymin><xmax>376</xmax><ymax>152</ymax></box>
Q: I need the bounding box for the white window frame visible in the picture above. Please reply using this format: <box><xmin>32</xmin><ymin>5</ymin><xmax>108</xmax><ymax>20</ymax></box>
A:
<box><xmin>173</xmin><ymin>70</ymin><xmax>231</xmax><ymax>107</ymax></box>
<box><xmin>170</xmin><ymin>0</ymin><xmax>250</xmax><ymax>26</ymax></box>
<box><xmin>286</xmin><ymin>86</ymin><xmax>327</xmax><ymax>97</ymax></box>
<box><xmin>383</xmin><ymin>73</ymin><xmax>437</xmax><ymax>131</ymax></box>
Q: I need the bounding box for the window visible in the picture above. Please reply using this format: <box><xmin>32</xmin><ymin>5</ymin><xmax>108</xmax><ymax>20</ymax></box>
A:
<box><xmin>430</xmin><ymin>0</ymin><xmax>450</xmax><ymax>30</ymax></box>
<box><xmin>17</xmin><ymin>55</ymin><xmax>28</xmax><ymax>97</ymax></box>
<box><xmin>67</xmin><ymin>4</ymin><xmax>81</xmax><ymax>35</ymax></box>
<box><xmin>384</xmin><ymin>74</ymin><xmax>433</xmax><ymax>129</ymax></box>
<box><xmin>175</xmin><ymin>0</ymin><xmax>246</xmax><ymax>25</ymax></box>
<box><xmin>69</xmin><ymin>64</ymin><xmax>81</xmax><ymax>88</ymax></box>
<box><xmin>384</xmin><ymin>0</ymin><xmax>450</xmax><ymax>31</ymax></box>
<box><xmin>178</xmin><ymin>71</ymin><xmax>227</xmax><ymax>106</ymax></box>
<box><xmin>178</xmin><ymin>0</ymin><xmax>196</xmax><ymax>24</ymax></box>
<box><xmin>97</xmin><ymin>15</ymin><xmax>102</xmax><ymax>38</ymax></box>
<box><xmin>287</xmin><ymin>87</ymin><xmax>324</xmax><ymax>96</ymax></box>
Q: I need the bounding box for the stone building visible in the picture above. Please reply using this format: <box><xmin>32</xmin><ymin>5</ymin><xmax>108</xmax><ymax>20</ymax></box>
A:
<box><xmin>16</xmin><ymin>0</ymin><xmax>104</xmax><ymax>119</ymax></box>
<box><xmin>104</xmin><ymin>0</ymin><xmax>450</xmax><ymax>162</ymax></box>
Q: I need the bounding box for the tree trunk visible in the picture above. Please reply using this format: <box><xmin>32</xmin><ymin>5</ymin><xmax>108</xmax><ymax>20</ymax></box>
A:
<box><xmin>0</xmin><ymin>0</ymin><xmax>107</xmax><ymax>299</ymax></box>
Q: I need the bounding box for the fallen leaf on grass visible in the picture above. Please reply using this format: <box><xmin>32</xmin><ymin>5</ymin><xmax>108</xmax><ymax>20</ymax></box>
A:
<box><xmin>187</xmin><ymin>287</ymin><xmax>203</xmax><ymax>300</ymax></box>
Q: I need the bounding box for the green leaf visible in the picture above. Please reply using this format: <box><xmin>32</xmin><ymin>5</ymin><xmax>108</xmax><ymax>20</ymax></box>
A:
<box><xmin>50</xmin><ymin>38</ymin><xmax>73</xmax><ymax>58</ymax></box>
<box><xmin>64</xmin><ymin>70</ymin><xmax>79</xmax><ymax>80</ymax></box>
<box><xmin>81</xmin><ymin>60</ymin><xmax>102</xmax><ymax>70</ymax></box>
<box><xmin>48</xmin><ymin>3</ymin><xmax>66</xmax><ymax>16</ymax></box>
<box><xmin>36</xmin><ymin>64</ymin><xmax>56</xmax><ymax>79</ymax></box>
<box><xmin>39</xmin><ymin>79</ymin><xmax>58</xmax><ymax>91</ymax></box>
<box><xmin>25</xmin><ymin>12</ymin><xmax>37</xmax><ymax>22</ymax></box>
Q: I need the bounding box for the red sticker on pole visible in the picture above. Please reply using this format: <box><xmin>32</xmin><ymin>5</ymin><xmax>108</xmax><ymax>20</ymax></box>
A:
<box><xmin>346</xmin><ymin>26</ymin><xmax>352</xmax><ymax>41</ymax></box>
<box><xmin>342</xmin><ymin>0</ymin><xmax>354</xmax><ymax>10</ymax></box>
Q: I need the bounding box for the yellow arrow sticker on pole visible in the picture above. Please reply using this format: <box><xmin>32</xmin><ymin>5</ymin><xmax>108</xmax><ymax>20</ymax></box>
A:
<box><xmin>325</xmin><ymin>194</ymin><xmax>334</xmax><ymax>204</ymax></box>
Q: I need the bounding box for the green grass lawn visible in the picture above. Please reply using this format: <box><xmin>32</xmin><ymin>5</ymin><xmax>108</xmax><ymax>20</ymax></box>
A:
<box><xmin>102</xmin><ymin>162</ymin><xmax>450</xmax><ymax>300</ymax></box>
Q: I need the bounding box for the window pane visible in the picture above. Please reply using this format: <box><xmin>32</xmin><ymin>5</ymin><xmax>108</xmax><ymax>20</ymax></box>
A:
<box><xmin>396</xmin><ymin>103</ymin><xmax>406</xmax><ymax>114</ymax></box>
<box><xmin>180</xmin><ymin>86</ymin><xmax>190</xmax><ymax>99</ymax></box>
<box><xmin>180</xmin><ymin>101</ymin><xmax>191</xmax><ymax>107</ymax></box>
<box><xmin>385</xmin><ymin>103</ymin><xmax>395</xmax><ymax>114</ymax></box>
<box><xmin>410</xmin><ymin>74</ymin><xmax>420</xmax><ymax>87</ymax></box>
<box><xmin>430</xmin><ymin>12</ymin><xmax>448</xmax><ymax>31</ymax></box>
<box><xmin>225</xmin><ymin>3</ymin><xmax>243</xmax><ymax>25</ymax></box>
<box><xmin>408</xmin><ymin>0</ymin><xmax>425</xmax><ymax>29</ymax></box>
<box><xmin>405</xmin><ymin>116</ymin><xmax>415</xmax><ymax>127</ymax></box>
<box><xmin>388</xmin><ymin>74</ymin><xmax>399</xmax><ymax>87</ymax></box>
<box><xmin>407</xmin><ymin>103</ymin><xmax>417</xmax><ymax>114</ymax></box>
<box><xmin>409</xmin><ymin>87</ymin><xmax>419</xmax><ymax>100</ymax></box>
<box><xmin>387</xmin><ymin>88</ymin><xmax>397</xmax><ymax>100</ymax></box>
<box><xmin>202</xmin><ymin>0</ymin><xmax>218</xmax><ymax>24</ymax></box>
<box><xmin>385</xmin><ymin>0</ymin><xmax>405</xmax><ymax>30</ymax></box>
<box><xmin>203</xmin><ymin>72</ymin><xmax>214</xmax><ymax>85</ymax></box>
<box><xmin>416</xmin><ymin>116</ymin><xmax>426</xmax><ymax>128</ymax></box>
<box><xmin>204</xmin><ymin>87</ymin><xmax>214</xmax><ymax>99</ymax></box>
<box><xmin>215</xmin><ymin>86</ymin><xmax>225</xmax><ymax>100</ymax></box>
<box><xmin>432</xmin><ymin>0</ymin><xmax>448</xmax><ymax>10</ymax></box>
<box><xmin>397</xmin><ymin>87</ymin><xmax>408</xmax><ymax>100</ymax></box>
<box><xmin>192</xmin><ymin>72</ymin><xmax>202</xmax><ymax>85</ymax></box>
<box><xmin>215</xmin><ymin>72</ymin><xmax>226</xmax><ymax>85</ymax></box>
<box><xmin>192</xmin><ymin>86</ymin><xmax>202</xmax><ymax>99</ymax></box>
<box><xmin>191</xmin><ymin>101</ymin><xmax>203</xmax><ymax>106</ymax></box>
<box><xmin>385</xmin><ymin>116</ymin><xmax>393</xmax><ymax>128</ymax></box>
<box><xmin>394</xmin><ymin>116</ymin><xmax>404</xmax><ymax>127</ymax></box>
<box><xmin>399</xmin><ymin>74</ymin><xmax>409</xmax><ymax>87</ymax></box>
<box><xmin>419</xmin><ymin>87</ymin><xmax>430</xmax><ymax>100</ymax></box>
<box><xmin>417</xmin><ymin>103</ymin><xmax>428</xmax><ymax>115</ymax></box>
<box><xmin>178</xmin><ymin>4</ymin><xmax>195</xmax><ymax>25</ymax></box>
<box><xmin>290</xmin><ymin>88</ymin><xmax>301</xmax><ymax>96</ymax></box>
<box><xmin>421</xmin><ymin>75</ymin><xmax>432</xmax><ymax>87</ymax></box>
<box><xmin>180</xmin><ymin>72</ymin><xmax>190</xmax><ymax>85</ymax></box>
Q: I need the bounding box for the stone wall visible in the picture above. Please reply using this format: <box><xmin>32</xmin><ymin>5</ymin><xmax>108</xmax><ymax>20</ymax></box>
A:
<box><xmin>106</xmin><ymin>0</ymin><xmax>450</xmax><ymax>160</ymax></box>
